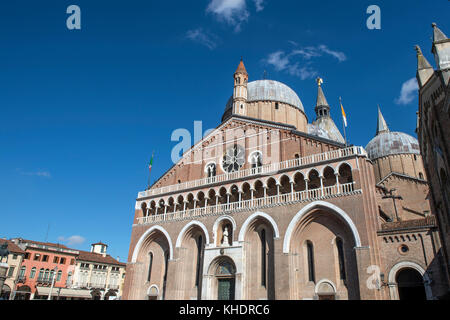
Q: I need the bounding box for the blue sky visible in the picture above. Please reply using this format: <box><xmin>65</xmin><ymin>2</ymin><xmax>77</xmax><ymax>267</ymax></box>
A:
<box><xmin>0</xmin><ymin>0</ymin><xmax>448</xmax><ymax>262</ymax></box>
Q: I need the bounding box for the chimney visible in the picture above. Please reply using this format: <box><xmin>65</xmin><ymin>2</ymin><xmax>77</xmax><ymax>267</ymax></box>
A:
<box><xmin>117</xmin><ymin>256</ymin><xmax>120</xmax><ymax>262</ymax></box>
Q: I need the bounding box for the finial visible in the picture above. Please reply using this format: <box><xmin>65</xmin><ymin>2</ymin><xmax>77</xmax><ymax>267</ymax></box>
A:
<box><xmin>263</xmin><ymin>70</ymin><xmax>267</xmax><ymax>80</ymax></box>
<box><xmin>240</xmin><ymin>56</ymin><xmax>243</xmax><ymax>61</ymax></box>
<box><xmin>316</xmin><ymin>77</ymin><xmax>323</xmax><ymax>86</ymax></box>
<box><xmin>432</xmin><ymin>22</ymin><xmax>437</xmax><ymax>28</ymax></box>
<box><xmin>415</xmin><ymin>45</ymin><xmax>422</xmax><ymax>55</ymax></box>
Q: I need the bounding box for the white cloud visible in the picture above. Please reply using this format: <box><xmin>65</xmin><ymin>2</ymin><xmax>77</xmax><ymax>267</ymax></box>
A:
<box><xmin>206</xmin><ymin>0</ymin><xmax>265</xmax><ymax>32</ymax></box>
<box><xmin>207</xmin><ymin>0</ymin><xmax>248</xmax><ymax>32</ymax></box>
<box><xmin>58</xmin><ymin>235</ymin><xmax>86</xmax><ymax>246</ymax></box>
<box><xmin>17</xmin><ymin>169</ymin><xmax>51</xmax><ymax>178</ymax></box>
<box><xmin>266</xmin><ymin>51</ymin><xmax>290</xmax><ymax>71</ymax></box>
<box><xmin>318</xmin><ymin>45</ymin><xmax>347</xmax><ymax>62</ymax></box>
<box><xmin>253</xmin><ymin>0</ymin><xmax>265</xmax><ymax>11</ymax></box>
<box><xmin>264</xmin><ymin>45</ymin><xmax>345</xmax><ymax>80</ymax></box>
<box><xmin>186</xmin><ymin>28</ymin><xmax>218</xmax><ymax>50</ymax></box>
<box><xmin>395</xmin><ymin>78</ymin><xmax>418</xmax><ymax>105</ymax></box>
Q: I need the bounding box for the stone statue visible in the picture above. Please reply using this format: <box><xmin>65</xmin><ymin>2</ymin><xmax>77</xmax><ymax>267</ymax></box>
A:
<box><xmin>0</xmin><ymin>242</ymin><xmax>9</xmax><ymax>263</ymax></box>
<box><xmin>222</xmin><ymin>226</ymin><xmax>230</xmax><ymax>246</ymax></box>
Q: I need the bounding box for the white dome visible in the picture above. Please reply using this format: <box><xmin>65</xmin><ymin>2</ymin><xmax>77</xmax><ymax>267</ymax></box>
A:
<box><xmin>247</xmin><ymin>80</ymin><xmax>304</xmax><ymax>112</ymax></box>
<box><xmin>365</xmin><ymin>131</ymin><xmax>420</xmax><ymax>160</ymax></box>
<box><xmin>224</xmin><ymin>80</ymin><xmax>304</xmax><ymax>112</ymax></box>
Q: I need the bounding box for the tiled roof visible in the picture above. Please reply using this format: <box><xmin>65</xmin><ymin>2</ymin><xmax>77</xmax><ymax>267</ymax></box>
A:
<box><xmin>77</xmin><ymin>250</ymin><xmax>126</xmax><ymax>266</ymax></box>
<box><xmin>1</xmin><ymin>240</ymin><xmax>26</xmax><ymax>255</ymax></box>
<box><xmin>235</xmin><ymin>59</ymin><xmax>247</xmax><ymax>74</ymax></box>
<box><xmin>19</xmin><ymin>238</ymin><xmax>70</xmax><ymax>249</ymax></box>
<box><xmin>91</xmin><ymin>241</ymin><xmax>108</xmax><ymax>247</ymax></box>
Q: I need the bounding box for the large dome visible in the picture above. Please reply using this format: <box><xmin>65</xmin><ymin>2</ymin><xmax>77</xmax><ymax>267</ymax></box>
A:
<box><xmin>365</xmin><ymin>131</ymin><xmax>420</xmax><ymax>160</ymax></box>
<box><xmin>224</xmin><ymin>80</ymin><xmax>304</xmax><ymax>112</ymax></box>
<box><xmin>247</xmin><ymin>80</ymin><xmax>304</xmax><ymax>112</ymax></box>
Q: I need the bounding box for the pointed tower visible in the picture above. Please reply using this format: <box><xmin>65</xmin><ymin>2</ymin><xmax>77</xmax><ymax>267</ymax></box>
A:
<box><xmin>315</xmin><ymin>77</ymin><xmax>331</xmax><ymax>118</ymax></box>
<box><xmin>431</xmin><ymin>23</ymin><xmax>450</xmax><ymax>84</ymax></box>
<box><xmin>233</xmin><ymin>58</ymin><xmax>248</xmax><ymax>115</ymax></box>
<box><xmin>366</xmin><ymin>106</ymin><xmax>423</xmax><ymax>183</ymax></box>
<box><xmin>376</xmin><ymin>106</ymin><xmax>389</xmax><ymax>135</ymax></box>
<box><xmin>311</xmin><ymin>78</ymin><xmax>345</xmax><ymax>144</ymax></box>
<box><xmin>415</xmin><ymin>45</ymin><xmax>434</xmax><ymax>88</ymax></box>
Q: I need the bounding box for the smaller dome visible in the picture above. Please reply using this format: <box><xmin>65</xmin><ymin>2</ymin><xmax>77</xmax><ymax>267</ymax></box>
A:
<box><xmin>365</xmin><ymin>131</ymin><xmax>420</xmax><ymax>160</ymax></box>
<box><xmin>307</xmin><ymin>124</ymin><xmax>331</xmax><ymax>140</ymax></box>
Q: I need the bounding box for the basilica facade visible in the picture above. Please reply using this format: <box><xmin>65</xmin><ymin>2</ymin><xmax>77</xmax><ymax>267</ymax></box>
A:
<box><xmin>122</xmin><ymin>53</ymin><xmax>448</xmax><ymax>299</ymax></box>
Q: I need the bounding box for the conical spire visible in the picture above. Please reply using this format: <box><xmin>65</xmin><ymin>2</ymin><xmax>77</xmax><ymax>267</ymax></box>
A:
<box><xmin>416</xmin><ymin>45</ymin><xmax>433</xmax><ymax>70</ymax></box>
<box><xmin>316</xmin><ymin>77</ymin><xmax>329</xmax><ymax>107</ymax></box>
<box><xmin>376</xmin><ymin>106</ymin><xmax>389</xmax><ymax>135</ymax></box>
<box><xmin>415</xmin><ymin>45</ymin><xmax>434</xmax><ymax>87</ymax></box>
<box><xmin>235</xmin><ymin>57</ymin><xmax>248</xmax><ymax>74</ymax></box>
<box><xmin>431</xmin><ymin>23</ymin><xmax>450</xmax><ymax>76</ymax></box>
<box><xmin>432</xmin><ymin>23</ymin><xmax>448</xmax><ymax>43</ymax></box>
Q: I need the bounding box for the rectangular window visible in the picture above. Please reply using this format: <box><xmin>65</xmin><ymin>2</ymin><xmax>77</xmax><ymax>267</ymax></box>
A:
<box><xmin>60</xmin><ymin>258</ymin><xmax>66</xmax><ymax>264</ymax></box>
<box><xmin>42</xmin><ymin>255</ymin><xmax>49</xmax><ymax>262</ymax></box>
<box><xmin>7</xmin><ymin>266</ymin><xmax>15</xmax><ymax>277</ymax></box>
<box><xmin>25</xmin><ymin>253</ymin><xmax>30</xmax><ymax>259</ymax></box>
<box><xmin>13</xmin><ymin>254</ymin><xmax>18</xmax><ymax>260</ymax></box>
<box><xmin>53</xmin><ymin>256</ymin><xmax>59</xmax><ymax>263</ymax></box>
<box><xmin>70</xmin><ymin>259</ymin><xmax>75</xmax><ymax>265</ymax></box>
<box><xmin>34</xmin><ymin>253</ymin><xmax>41</xmax><ymax>261</ymax></box>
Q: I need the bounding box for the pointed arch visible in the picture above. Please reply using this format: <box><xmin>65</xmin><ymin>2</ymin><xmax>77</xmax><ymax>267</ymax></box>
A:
<box><xmin>132</xmin><ymin>225</ymin><xmax>174</xmax><ymax>262</ymax></box>
<box><xmin>175</xmin><ymin>220</ymin><xmax>210</xmax><ymax>248</ymax></box>
<box><xmin>283</xmin><ymin>201</ymin><xmax>362</xmax><ymax>253</ymax></box>
<box><xmin>238</xmin><ymin>211</ymin><xmax>280</xmax><ymax>241</ymax></box>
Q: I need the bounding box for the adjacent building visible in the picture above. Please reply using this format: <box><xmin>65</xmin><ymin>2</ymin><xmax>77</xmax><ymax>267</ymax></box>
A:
<box><xmin>5</xmin><ymin>238</ymin><xmax>126</xmax><ymax>300</ymax></box>
<box><xmin>0</xmin><ymin>240</ymin><xmax>26</xmax><ymax>300</ymax></box>
<box><xmin>72</xmin><ymin>242</ymin><xmax>126</xmax><ymax>300</ymax></box>
<box><xmin>11</xmin><ymin>238</ymin><xmax>79</xmax><ymax>300</ymax></box>
<box><xmin>415</xmin><ymin>23</ymin><xmax>450</xmax><ymax>298</ymax></box>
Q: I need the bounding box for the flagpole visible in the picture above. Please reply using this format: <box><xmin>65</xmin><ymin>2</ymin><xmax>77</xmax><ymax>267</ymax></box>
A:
<box><xmin>148</xmin><ymin>151</ymin><xmax>154</xmax><ymax>190</ymax></box>
<box><xmin>340</xmin><ymin>97</ymin><xmax>348</xmax><ymax>147</ymax></box>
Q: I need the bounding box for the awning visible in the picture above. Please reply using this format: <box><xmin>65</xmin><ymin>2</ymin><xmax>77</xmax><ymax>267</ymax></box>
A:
<box><xmin>36</xmin><ymin>287</ymin><xmax>92</xmax><ymax>299</ymax></box>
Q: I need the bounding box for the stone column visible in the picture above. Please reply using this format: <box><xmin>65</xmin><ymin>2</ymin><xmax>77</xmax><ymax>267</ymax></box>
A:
<box><xmin>335</xmin><ymin>173</ymin><xmax>340</xmax><ymax>193</ymax></box>
<box><xmin>290</xmin><ymin>181</ymin><xmax>294</xmax><ymax>198</ymax></box>
<box><xmin>319</xmin><ymin>175</ymin><xmax>324</xmax><ymax>196</ymax></box>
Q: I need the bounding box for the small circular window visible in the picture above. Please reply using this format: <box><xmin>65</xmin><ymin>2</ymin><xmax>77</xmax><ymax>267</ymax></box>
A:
<box><xmin>399</xmin><ymin>245</ymin><xmax>409</xmax><ymax>254</ymax></box>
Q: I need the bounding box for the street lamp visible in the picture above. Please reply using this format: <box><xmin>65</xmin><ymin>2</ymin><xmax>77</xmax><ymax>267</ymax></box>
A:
<box><xmin>47</xmin><ymin>266</ymin><xmax>58</xmax><ymax>300</ymax></box>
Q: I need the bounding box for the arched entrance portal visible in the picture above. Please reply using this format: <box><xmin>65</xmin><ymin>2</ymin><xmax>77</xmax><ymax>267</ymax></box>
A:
<box><xmin>396</xmin><ymin>268</ymin><xmax>426</xmax><ymax>300</ymax></box>
<box><xmin>216</xmin><ymin>260</ymin><xmax>236</xmax><ymax>300</ymax></box>
<box><xmin>206</xmin><ymin>256</ymin><xmax>236</xmax><ymax>300</ymax></box>
<box><xmin>130</xmin><ymin>225</ymin><xmax>173</xmax><ymax>300</ymax></box>
<box><xmin>284</xmin><ymin>202</ymin><xmax>361</xmax><ymax>300</ymax></box>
